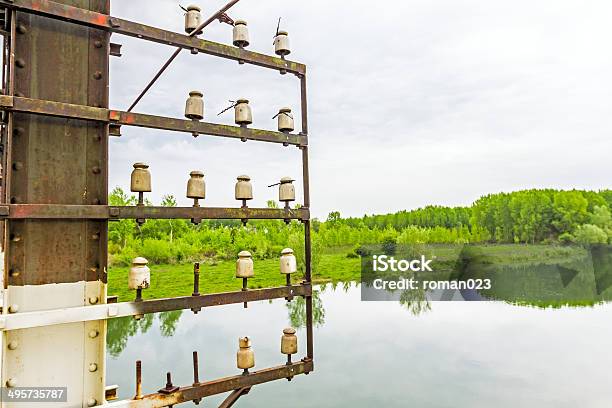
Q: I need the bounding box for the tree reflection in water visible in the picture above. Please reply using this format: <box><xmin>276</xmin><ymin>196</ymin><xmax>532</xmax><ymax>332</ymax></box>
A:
<box><xmin>286</xmin><ymin>290</ymin><xmax>326</xmax><ymax>329</ymax></box>
<box><xmin>107</xmin><ymin>311</ymin><xmax>183</xmax><ymax>357</ymax></box>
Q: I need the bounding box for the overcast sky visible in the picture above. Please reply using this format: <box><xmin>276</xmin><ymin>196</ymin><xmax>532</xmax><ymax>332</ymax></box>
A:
<box><xmin>109</xmin><ymin>0</ymin><xmax>612</xmax><ymax>219</ymax></box>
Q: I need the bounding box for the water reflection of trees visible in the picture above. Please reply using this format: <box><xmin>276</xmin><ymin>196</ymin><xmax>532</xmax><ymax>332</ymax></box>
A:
<box><xmin>107</xmin><ymin>311</ymin><xmax>182</xmax><ymax>357</ymax></box>
<box><xmin>286</xmin><ymin>290</ymin><xmax>325</xmax><ymax>329</ymax></box>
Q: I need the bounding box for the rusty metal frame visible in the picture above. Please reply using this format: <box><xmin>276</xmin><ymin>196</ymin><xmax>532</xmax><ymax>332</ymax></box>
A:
<box><xmin>0</xmin><ymin>284</ymin><xmax>312</xmax><ymax>331</ymax></box>
<box><xmin>0</xmin><ymin>1</ymin><xmax>314</xmax><ymax>406</ymax></box>
<box><xmin>0</xmin><ymin>204</ymin><xmax>310</xmax><ymax>221</ymax></box>
<box><xmin>0</xmin><ymin>0</ymin><xmax>306</xmax><ymax>75</ymax></box>
<box><xmin>102</xmin><ymin>361</ymin><xmax>313</xmax><ymax>408</ymax></box>
<box><xmin>0</xmin><ymin>95</ymin><xmax>307</xmax><ymax>146</ymax></box>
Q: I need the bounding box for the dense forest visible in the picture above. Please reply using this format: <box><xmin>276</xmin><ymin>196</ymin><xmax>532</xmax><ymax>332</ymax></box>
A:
<box><xmin>109</xmin><ymin>188</ymin><xmax>612</xmax><ymax>266</ymax></box>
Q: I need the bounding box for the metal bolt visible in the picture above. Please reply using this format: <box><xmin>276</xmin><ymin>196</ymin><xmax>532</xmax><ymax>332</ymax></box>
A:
<box><xmin>6</xmin><ymin>378</ymin><xmax>17</xmax><ymax>388</ymax></box>
<box><xmin>89</xmin><ymin>363</ymin><xmax>98</xmax><ymax>372</ymax></box>
<box><xmin>89</xmin><ymin>296</ymin><xmax>99</xmax><ymax>305</ymax></box>
<box><xmin>94</xmin><ymin>40</ymin><xmax>103</xmax><ymax>48</ymax></box>
<box><xmin>92</xmin><ymin>166</ymin><xmax>101</xmax><ymax>174</ymax></box>
<box><xmin>93</xmin><ymin>71</ymin><xmax>103</xmax><ymax>80</ymax></box>
<box><xmin>13</xmin><ymin>127</ymin><xmax>24</xmax><ymax>136</ymax></box>
<box><xmin>10</xmin><ymin>234</ymin><xmax>22</xmax><ymax>242</ymax></box>
<box><xmin>16</xmin><ymin>24</ymin><xmax>27</xmax><ymax>34</ymax></box>
<box><xmin>89</xmin><ymin>330</ymin><xmax>99</xmax><ymax>339</ymax></box>
<box><xmin>91</xmin><ymin>232</ymin><xmax>100</xmax><ymax>240</ymax></box>
<box><xmin>8</xmin><ymin>305</ymin><xmax>19</xmax><ymax>314</ymax></box>
<box><xmin>15</xmin><ymin>58</ymin><xmax>25</xmax><ymax>68</ymax></box>
<box><xmin>7</xmin><ymin>341</ymin><xmax>19</xmax><ymax>350</ymax></box>
<box><xmin>135</xmin><ymin>360</ymin><xmax>143</xmax><ymax>400</ymax></box>
<box><xmin>9</xmin><ymin>268</ymin><xmax>20</xmax><ymax>278</ymax></box>
<box><xmin>12</xmin><ymin>162</ymin><xmax>23</xmax><ymax>171</ymax></box>
<box><xmin>87</xmin><ymin>398</ymin><xmax>97</xmax><ymax>407</ymax></box>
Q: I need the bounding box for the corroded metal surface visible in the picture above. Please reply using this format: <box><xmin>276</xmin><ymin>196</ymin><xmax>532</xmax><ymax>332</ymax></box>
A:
<box><xmin>103</xmin><ymin>361</ymin><xmax>314</xmax><ymax>408</ymax></box>
<box><xmin>0</xmin><ymin>284</ymin><xmax>313</xmax><ymax>331</ymax></box>
<box><xmin>0</xmin><ymin>96</ymin><xmax>307</xmax><ymax>146</ymax></box>
<box><xmin>0</xmin><ymin>204</ymin><xmax>310</xmax><ymax>220</ymax></box>
<box><xmin>0</xmin><ymin>0</ymin><xmax>306</xmax><ymax>75</ymax></box>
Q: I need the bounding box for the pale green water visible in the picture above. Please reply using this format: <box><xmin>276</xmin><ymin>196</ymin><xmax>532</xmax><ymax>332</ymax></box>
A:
<box><xmin>107</xmin><ymin>284</ymin><xmax>612</xmax><ymax>407</ymax></box>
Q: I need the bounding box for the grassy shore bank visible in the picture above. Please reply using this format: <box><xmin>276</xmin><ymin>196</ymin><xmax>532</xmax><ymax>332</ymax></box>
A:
<box><xmin>107</xmin><ymin>244</ymin><xmax>593</xmax><ymax>302</ymax></box>
<box><xmin>108</xmin><ymin>251</ymin><xmax>360</xmax><ymax>302</ymax></box>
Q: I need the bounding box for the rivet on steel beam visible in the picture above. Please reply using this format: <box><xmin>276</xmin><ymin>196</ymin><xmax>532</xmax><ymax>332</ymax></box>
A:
<box><xmin>9</xmin><ymin>268</ymin><xmax>20</xmax><ymax>278</ymax></box>
<box><xmin>91</xmin><ymin>232</ymin><xmax>101</xmax><ymax>241</ymax></box>
<box><xmin>92</xmin><ymin>166</ymin><xmax>102</xmax><ymax>174</ymax></box>
<box><xmin>10</xmin><ymin>234</ymin><xmax>22</xmax><ymax>243</ymax></box>
<box><xmin>89</xmin><ymin>296</ymin><xmax>99</xmax><ymax>305</ymax></box>
<box><xmin>16</xmin><ymin>23</ymin><xmax>27</xmax><ymax>34</ymax></box>
<box><xmin>15</xmin><ymin>58</ymin><xmax>25</xmax><ymax>68</ymax></box>
<box><xmin>93</xmin><ymin>71</ymin><xmax>103</xmax><ymax>80</ymax></box>
<box><xmin>94</xmin><ymin>40</ymin><xmax>103</xmax><ymax>49</ymax></box>
<box><xmin>12</xmin><ymin>161</ymin><xmax>23</xmax><ymax>171</ymax></box>
<box><xmin>109</xmin><ymin>208</ymin><xmax>120</xmax><ymax>217</ymax></box>
<box><xmin>87</xmin><ymin>398</ymin><xmax>97</xmax><ymax>407</ymax></box>
<box><xmin>108</xmin><ymin>17</ymin><xmax>121</xmax><ymax>28</ymax></box>
<box><xmin>6</xmin><ymin>378</ymin><xmax>17</xmax><ymax>388</ymax></box>
<box><xmin>135</xmin><ymin>360</ymin><xmax>143</xmax><ymax>400</ymax></box>
<box><xmin>7</xmin><ymin>341</ymin><xmax>19</xmax><ymax>350</ymax></box>
<box><xmin>158</xmin><ymin>372</ymin><xmax>179</xmax><ymax>394</ymax></box>
<box><xmin>8</xmin><ymin>305</ymin><xmax>19</xmax><ymax>314</ymax></box>
<box><xmin>13</xmin><ymin>127</ymin><xmax>24</xmax><ymax>136</ymax></box>
<box><xmin>89</xmin><ymin>363</ymin><xmax>98</xmax><ymax>372</ymax></box>
<box><xmin>89</xmin><ymin>330</ymin><xmax>99</xmax><ymax>339</ymax></box>
<box><xmin>10</xmin><ymin>196</ymin><xmax>20</xmax><ymax>204</ymax></box>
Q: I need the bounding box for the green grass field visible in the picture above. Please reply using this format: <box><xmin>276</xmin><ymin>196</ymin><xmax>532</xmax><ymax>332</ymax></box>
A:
<box><xmin>108</xmin><ymin>244</ymin><xmax>593</xmax><ymax>302</ymax></box>
<box><xmin>108</xmin><ymin>252</ymin><xmax>361</xmax><ymax>302</ymax></box>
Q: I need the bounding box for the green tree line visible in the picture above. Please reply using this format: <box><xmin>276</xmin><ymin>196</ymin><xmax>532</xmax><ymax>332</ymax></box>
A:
<box><xmin>109</xmin><ymin>188</ymin><xmax>612</xmax><ymax>268</ymax></box>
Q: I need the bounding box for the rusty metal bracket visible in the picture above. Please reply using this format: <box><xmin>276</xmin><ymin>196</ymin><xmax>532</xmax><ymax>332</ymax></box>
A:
<box><xmin>0</xmin><ymin>0</ymin><xmax>306</xmax><ymax>75</ymax></box>
<box><xmin>100</xmin><ymin>361</ymin><xmax>313</xmax><ymax>408</ymax></box>
<box><xmin>0</xmin><ymin>204</ymin><xmax>310</xmax><ymax>221</ymax></box>
<box><xmin>218</xmin><ymin>387</ymin><xmax>251</xmax><ymax>408</ymax></box>
<box><xmin>0</xmin><ymin>284</ymin><xmax>312</xmax><ymax>331</ymax></box>
<box><xmin>0</xmin><ymin>96</ymin><xmax>307</xmax><ymax>146</ymax></box>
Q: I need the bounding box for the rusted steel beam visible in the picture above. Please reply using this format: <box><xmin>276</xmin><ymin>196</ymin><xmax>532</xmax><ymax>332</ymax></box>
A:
<box><xmin>0</xmin><ymin>96</ymin><xmax>307</xmax><ymax>146</ymax></box>
<box><xmin>0</xmin><ymin>285</ymin><xmax>313</xmax><ymax>331</ymax></box>
<box><xmin>109</xmin><ymin>110</ymin><xmax>306</xmax><ymax>146</ymax></box>
<box><xmin>218</xmin><ymin>387</ymin><xmax>251</xmax><ymax>408</ymax></box>
<box><xmin>0</xmin><ymin>0</ymin><xmax>306</xmax><ymax>75</ymax></box>
<box><xmin>0</xmin><ymin>204</ymin><xmax>310</xmax><ymax>221</ymax></box>
<box><xmin>102</xmin><ymin>361</ymin><xmax>314</xmax><ymax>408</ymax></box>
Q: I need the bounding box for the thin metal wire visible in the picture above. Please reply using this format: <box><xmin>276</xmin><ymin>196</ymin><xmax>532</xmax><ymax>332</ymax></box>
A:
<box><xmin>127</xmin><ymin>0</ymin><xmax>242</xmax><ymax>112</ymax></box>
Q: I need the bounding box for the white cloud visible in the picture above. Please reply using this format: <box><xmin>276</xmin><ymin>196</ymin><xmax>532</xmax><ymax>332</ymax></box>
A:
<box><xmin>109</xmin><ymin>0</ymin><xmax>612</xmax><ymax>218</ymax></box>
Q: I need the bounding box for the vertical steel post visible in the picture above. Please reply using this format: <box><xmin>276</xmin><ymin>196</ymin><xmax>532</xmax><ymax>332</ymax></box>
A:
<box><xmin>2</xmin><ymin>1</ymin><xmax>110</xmax><ymax>405</ymax></box>
<box><xmin>300</xmin><ymin>73</ymin><xmax>314</xmax><ymax>360</ymax></box>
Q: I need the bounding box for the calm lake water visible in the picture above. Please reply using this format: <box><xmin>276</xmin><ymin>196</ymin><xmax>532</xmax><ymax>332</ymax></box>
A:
<box><xmin>106</xmin><ymin>283</ymin><xmax>612</xmax><ymax>407</ymax></box>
